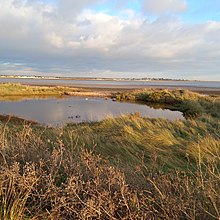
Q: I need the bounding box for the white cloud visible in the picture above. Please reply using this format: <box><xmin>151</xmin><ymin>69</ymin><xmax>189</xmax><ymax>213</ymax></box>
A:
<box><xmin>142</xmin><ymin>0</ymin><xmax>187</xmax><ymax>14</ymax></box>
<box><xmin>58</xmin><ymin>0</ymin><xmax>104</xmax><ymax>20</ymax></box>
<box><xmin>47</xmin><ymin>33</ymin><xmax>64</xmax><ymax>48</ymax></box>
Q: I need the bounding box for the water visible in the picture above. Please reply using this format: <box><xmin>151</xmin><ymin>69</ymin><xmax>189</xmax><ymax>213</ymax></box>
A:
<box><xmin>0</xmin><ymin>78</ymin><xmax>219</xmax><ymax>89</ymax></box>
<box><xmin>0</xmin><ymin>97</ymin><xmax>184</xmax><ymax>127</ymax></box>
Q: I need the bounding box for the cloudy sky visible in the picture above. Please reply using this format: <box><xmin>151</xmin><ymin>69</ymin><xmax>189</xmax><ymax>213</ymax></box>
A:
<box><xmin>0</xmin><ymin>0</ymin><xmax>220</xmax><ymax>80</ymax></box>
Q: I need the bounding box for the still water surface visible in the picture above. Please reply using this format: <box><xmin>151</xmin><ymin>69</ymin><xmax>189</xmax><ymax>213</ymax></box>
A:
<box><xmin>0</xmin><ymin>78</ymin><xmax>219</xmax><ymax>88</ymax></box>
<box><xmin>0</xmin><ymin>97</ymin><xmax>184</xmax><ymax>126</ymax></box>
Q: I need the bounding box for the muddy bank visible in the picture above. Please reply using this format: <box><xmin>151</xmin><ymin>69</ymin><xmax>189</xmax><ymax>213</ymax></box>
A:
<box><xmin>0</xmin><ymin>114</ymin><xmax>38</xmax><ymax>125</ymax></box>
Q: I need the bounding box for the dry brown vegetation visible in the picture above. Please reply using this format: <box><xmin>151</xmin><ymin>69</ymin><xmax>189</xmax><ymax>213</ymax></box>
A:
<box><xmin>0</xmin><ymin>87</ymin><xmax>220</xmax><ymax>219</ymax></box>
<box><xmin>0</xmin><ymin>118</ymin><xmax>219</xmax><ymax>219</ymax></box>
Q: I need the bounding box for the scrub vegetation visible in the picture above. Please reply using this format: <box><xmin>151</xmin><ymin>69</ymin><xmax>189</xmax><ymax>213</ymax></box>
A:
<box><xmin>0</xmin><ymin>84</ymin><xmax>220</xmax><ymax>219</ymax></box>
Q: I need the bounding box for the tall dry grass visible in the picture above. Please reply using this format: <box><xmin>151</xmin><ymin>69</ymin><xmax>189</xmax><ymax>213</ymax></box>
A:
<box><xmin>0</xmin><ymin>114</ymin><xmax>220</xmax><ymax>219</ymax></box>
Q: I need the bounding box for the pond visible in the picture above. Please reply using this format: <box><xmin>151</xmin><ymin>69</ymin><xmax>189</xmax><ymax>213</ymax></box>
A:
<box><xmin>0</xmin><ymin>97</ymin><xmax>184</xmax><ymax>127</ymax></box>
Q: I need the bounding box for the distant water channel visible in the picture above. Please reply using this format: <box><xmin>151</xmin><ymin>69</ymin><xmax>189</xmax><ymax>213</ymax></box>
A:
<box><xmin>0</xmin><ymin>97</ymin><xmax>184</xmax><ymax>127</ymax></box>
<box><xmin>0</xmin><ymin>78</ymin><xmax>220</xmax><ymax>89</ymax></box>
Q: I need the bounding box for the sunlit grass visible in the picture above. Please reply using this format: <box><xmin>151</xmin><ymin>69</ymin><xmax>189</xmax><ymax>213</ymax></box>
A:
<box><xmin>0</xmin><ymin>83</ymin><xmax>112</xmax><ymax>99</ymax></box>
<box><xmin>0</xmin><ymin>87</ymin><xmax>220</xmax><ymax>219</ymax></box>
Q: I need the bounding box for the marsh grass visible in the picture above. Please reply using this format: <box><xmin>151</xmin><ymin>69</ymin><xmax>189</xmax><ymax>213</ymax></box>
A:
<box><xmin>0</xmin><ymin>83</ymin><xmax>65</xmax><ymax>97</ymax></box>
<box><xmin>0</xmin><ymin>83</ymin><xmax>112</xmax><ymax>99</ymax></box>
<box><xmin>0</xmin><ymin>88</ymin><xmax>220</xmax><ymax>219</ymax></box>
<box><xmin>117</xmin><ymin>88</ymin><xmax>220</xmax><ymax>118</ymax></box>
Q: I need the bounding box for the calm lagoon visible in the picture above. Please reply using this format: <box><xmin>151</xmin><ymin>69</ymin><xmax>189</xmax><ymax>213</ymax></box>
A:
<box><xmin>0</xmin><ymin>97</ymin><xmax>184</xmax><ymax>127</ymax></box>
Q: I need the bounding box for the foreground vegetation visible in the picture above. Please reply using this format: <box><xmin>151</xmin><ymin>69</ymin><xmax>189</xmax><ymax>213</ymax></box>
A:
<box><xmin>0</xmin><ymin>84</ymin><xmax>220</xmax><ymax>219</ymax></box>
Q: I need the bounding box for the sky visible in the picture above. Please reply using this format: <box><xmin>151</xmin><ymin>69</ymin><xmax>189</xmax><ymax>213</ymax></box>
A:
<box><xmin>0</xmin><ymin>0</ymin><xmax>220</xmax><ymax>80</ymax></box>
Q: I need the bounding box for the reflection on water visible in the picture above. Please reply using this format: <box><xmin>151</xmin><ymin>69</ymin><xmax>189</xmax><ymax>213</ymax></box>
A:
<box><xmin>0</xmin><ymin>97</ymin><xmax>184</xmax><ymax>126</ymax></box>
<box><xmin>0</xmin><ymin>95</ymin><xmax>61</xmax><ymax>102</ymax></box>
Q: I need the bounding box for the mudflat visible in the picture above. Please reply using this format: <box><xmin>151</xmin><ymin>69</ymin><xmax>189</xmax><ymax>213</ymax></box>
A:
<box><xmin>28</xmin><ymin>82</ymin><xmax>220</xmax><ymax>96</ymax></box>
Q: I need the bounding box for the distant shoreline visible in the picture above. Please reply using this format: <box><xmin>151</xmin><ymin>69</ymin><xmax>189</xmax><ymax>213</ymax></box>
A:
<box><xmin>1</xmin><ymin>75</ymin><xmax>219</xmax><ymax>83</ymax></box>
<box><xmin>0</xmin><ymin>76</ymin><xmax>220</xmax><ymax>95</ymax></box>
